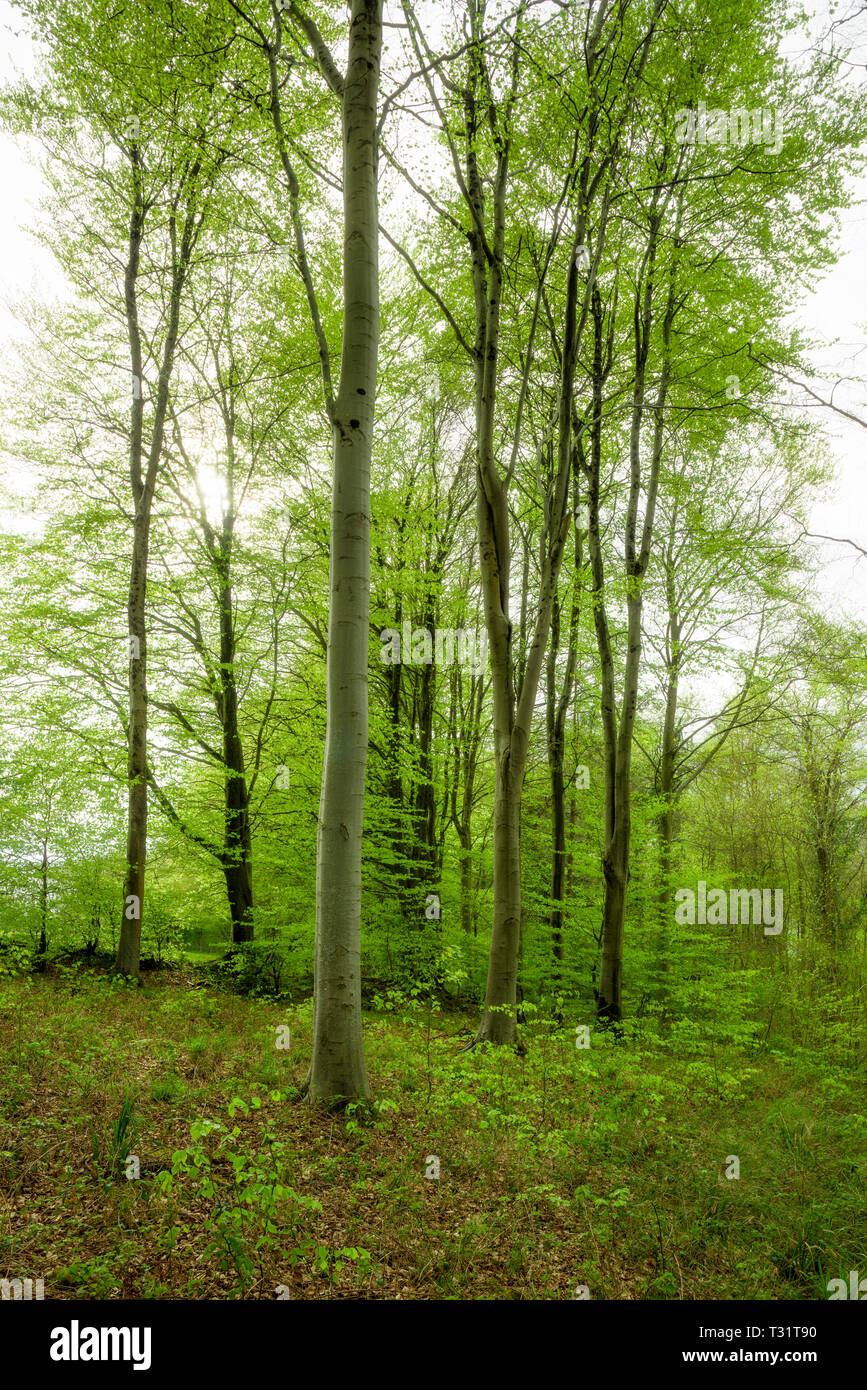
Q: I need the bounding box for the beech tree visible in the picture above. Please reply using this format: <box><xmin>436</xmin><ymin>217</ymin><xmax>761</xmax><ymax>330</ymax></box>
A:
<box><xmin>233</xmin><ymin>0</ymin><xmax>385</xmax><ymax>1100</ymax></box>
<box><xmin>394</xmin><ymin>0</ymin><xmax>667</xmax><ymax>1040</ymax></box>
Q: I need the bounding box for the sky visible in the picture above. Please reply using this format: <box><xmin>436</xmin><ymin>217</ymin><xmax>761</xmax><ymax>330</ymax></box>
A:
<box><xmin>777</xmin><ymin>0</ymin><xmax>867</xmax><ymax>620</ymax></box>
<box><xmin>0</xmin><ymin>0</ymin><xmax>864</xmax><ymax>622</ymax></box>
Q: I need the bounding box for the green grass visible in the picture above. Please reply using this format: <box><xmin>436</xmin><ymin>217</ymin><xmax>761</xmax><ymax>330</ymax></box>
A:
<box><xmin>0</xmin><ymin>966</ymin><xmax>863</xmax><ymax>1300</ymax></box>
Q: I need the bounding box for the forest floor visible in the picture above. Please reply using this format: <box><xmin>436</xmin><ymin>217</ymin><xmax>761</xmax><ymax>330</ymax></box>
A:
<box><xmin>0</xmin><ymin>963</ymin><xmax>864</xmax><ymax>1300</ymax></box>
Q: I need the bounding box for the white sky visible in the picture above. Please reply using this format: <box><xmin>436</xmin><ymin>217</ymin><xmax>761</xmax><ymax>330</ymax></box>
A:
<box><xmin>778</xmin><ymin>0</ymin><xmax>867</xmax><ymax>620</ymax></box>
<box><xmin>0</xmin><ymin>0</ymin><xmax>865</xmax><ymax>623</ymax></box>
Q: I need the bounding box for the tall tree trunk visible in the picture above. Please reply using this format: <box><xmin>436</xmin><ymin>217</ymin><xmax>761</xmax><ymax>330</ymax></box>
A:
<box><xmin>222</xmin><ymin>652</ymin><xmax>254</xmax><ymax>945</ymax></box>
<box><xmin>218</xmin><ymin>499</ymin><xmax>255</xmax><ymax>945</ymax></box>
<box><xmin>547</xmin><ymin>594</ymin><xmax>567</xmax><ymax>968</ymax></box>
<box><xmin>475</xmin><ymin>224</ymin><xmax>582</xmax><ymax>1044</ymax></box>
<box><xmin>459</xmin><ymin>831</ymin><xmax>474</xmax><ymax>935</ymax></box>
<box><xmin>308</xmin><ymin>0</ymin><xmax>382</xmax><ymax>1103</ymax></box>
<box><xmin>118</xmin><ymin>525</ymin><xmax>149</xmax><ymax>977</ymax></box>
<box><xmin>595</xmin><ymin>191</ymin><xmax>681</xmax><ymax>1022</ymax></box>
<box><xmin>654</xmin><ymin>557</ymin><xmax>680</xmax><ymax>997</ymax></box>
<box><xmin>467</xmin><ymin>3</ymin><xmax>632</xmax><ymax>1042</ymax></box>
<box><xmin>115</xmin><ymin>151</ymin><xmax>202</xmax><ymax>978</ymax></box>
<box><xmin>116</xmin><ymin>150</ymin><xmax>147</xmax><ymax>979</ymax></box>
<box><xmin>449</xmin><ymin>661</ymin><xmax>484</xmax><ymax>938</ymax></box>
<box><xmin>547</xmin><ymin>484</ymin><xmax>581</xmax><ymax>971</ymax></box>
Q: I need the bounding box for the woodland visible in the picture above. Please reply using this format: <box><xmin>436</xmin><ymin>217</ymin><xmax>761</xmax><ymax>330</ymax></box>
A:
<box><xmin>0</xmin><ymin>0</ymin><xmax>866</xmax><ymax>1303</ymax></box>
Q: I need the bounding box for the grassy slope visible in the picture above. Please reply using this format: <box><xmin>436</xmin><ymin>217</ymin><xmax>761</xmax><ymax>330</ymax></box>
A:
<box><xmin>0</xmin><ymin>966</ymin><xmax>864</xmax><ymax>1300</ymax></box>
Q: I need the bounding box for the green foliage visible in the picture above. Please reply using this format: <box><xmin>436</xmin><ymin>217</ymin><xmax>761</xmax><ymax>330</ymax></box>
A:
<box><xmin>156</xmin><ymin>1094</ymin><xmax>323</xmax><ymax>1295</ymax></box>
<box><xmin>88</xmin><ymin>1088</ymin><xmax>138</xmax><ymax>1186</ymax></box>
<box><xmin>217</xmin><ymin>940</ymin><xmax>291</xmax><ymax>999</ymax></box>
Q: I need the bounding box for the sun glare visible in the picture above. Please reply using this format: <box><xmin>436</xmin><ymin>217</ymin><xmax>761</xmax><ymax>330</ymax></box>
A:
<box><xmin>194</xmin><ymin>462</ymin><xmax>229</xmax><ymax>523</ymax></box>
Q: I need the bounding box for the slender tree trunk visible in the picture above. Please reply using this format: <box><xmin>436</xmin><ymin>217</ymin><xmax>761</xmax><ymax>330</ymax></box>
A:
<box><xmin>308</xmin><ymin>0</ymin><xmax>382</xmax><ymax>1103</ymax></box>
<box><xmin>550</xmin><ymin>775</ymin><xmax>566</xmax><ymax>962</ymax></box>
<box><xmin>654</xmin><ymin>590</ymin><xmax>680</xmax><ymax>995</ymax></box>
<box><xmin>407</xmin><ymin>574</ymin><xmax>439</xmax><ymax>979</ymax></box>
<box><xmin>656</xmin><ymin>799</ymin><xmax>674</xmax><ymax>978</ymax></box>
<box><xmin>116</xmin><ymin>153</ymin><xmax>147</xmax><ymax>978</ymax></box>
<box><xmin>459</xmin><ymin>830</ymin><xmax>473</xmax><ymax>935</ymax></box>
<box><xmin>547</xmin><ymin>596</ymin><xmax>567</xmax><ymax>966</ymax></box>
<box><xmin>547</xmin><ymin>490</ymin><xmax>581</xmax><ymax>970</ymax></box>
<box><xmin>219</xmin><ymin>532</ymin><xmax>255</xmax><ymax>944</ymax></box>
<box><xmin>222</xmin><ymin>737</ymin><xmax>254</xmax><ymax>944</ymax></box>
<box><xmin>118</xmin><ymin>527</ymin><xmax>149</xmax><ymax>976</ymax></box>
<box><xmin>564</xmin><ymin>788</ymin><xmax>578</xmax><ymax>922</ymax></box>
<box><xmin>595</xmin><ymin>196</ymin><xmax>680</xmax><ymax>1022</ymax></box>
<box><xmin>115</xmin><ymin>152</ymin><xmax>202</xmax><ymax>978</ymax></box>
<box><xmin>379</xmin><ymin>505</ymin><xmax>410</xmax><ymax>916</ymax></box>
<box><xmin>475</xmin><ymin>228</ymin><xmax>581</xmax><ymax>1044</ymax></box>
<box><xmin>384</xmin><ymin>615</ymin><xmax>407</xmax><ymax>900</ymax></box>
<box><xmin>598</xmin><ymin>720</ymin><xmax>633</xmax><ymax>1022</ymax></box>
<box><xmin>450</xmin><ymin>661</ymin><xmax>483</xmax><ymax>938</ymax></box>
<box><xmin>479</xmin><ymin>756</ymin><xmax>523</xmax><ymax>1041</ymax></box>
<box><xmin>36</xmin><ymin>837</ymin><xmax>49</xmax><ymax>969</ymax></box>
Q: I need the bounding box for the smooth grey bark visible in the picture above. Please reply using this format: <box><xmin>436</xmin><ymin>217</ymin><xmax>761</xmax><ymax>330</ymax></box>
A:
<box><xmin>309</xmin><ymin>0</ymin><xmax>382</xmax><ymax>1103</ymax></box>
<box><xmin>115</xmin><ymin>146</ymin><xmax>147</xmax><ymax>980</ymax></box>
<box><xmin>265</xmin><ymin>0</ymin><xmax>383</xmax><ymax>1102</ymax></box>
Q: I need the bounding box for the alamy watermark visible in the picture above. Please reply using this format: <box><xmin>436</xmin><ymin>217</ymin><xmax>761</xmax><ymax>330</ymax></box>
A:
<box><xmin>380</xmin><ymin>623</ymin><xmax>488</xmax><ymax>673</ymax></box>
<box><xmin>49</xmin><ymin>1322</ymin><xmax>151</xmax><ymax>1370</ymax></box>
<box><xmin>674</xmin><ymin>881</ymin><xmax>783</xmax><ymax>935</ymax></box>
<box><xmin>828</xmin><ymin>1271</ymin><xmax>867</xmax><ymax>1299</ymax></box>
<box><xmin>1</xmin><ymin>1277</ymin><xmax>44</xmax><ymax>1300</ymax></box>
<box><xmin>675</xmin><ymin>102</ymin><xmax>785</xmax><ymax>156</ymax></box>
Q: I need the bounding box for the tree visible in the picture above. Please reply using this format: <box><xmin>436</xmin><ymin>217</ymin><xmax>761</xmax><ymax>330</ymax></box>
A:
<box><xmin>236</xmin><ymin>0</ymin><xmax>385</xmax><ymax>1101</ymax></box>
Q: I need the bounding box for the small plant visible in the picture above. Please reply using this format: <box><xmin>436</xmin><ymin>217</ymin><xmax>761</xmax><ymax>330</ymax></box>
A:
<box><xmin>55</xmin><ymin>1256</ymin><xmax>117</xmax><ymax>1298</ymax></box>
<box><xmin>311</xmin><ymin>1244</ymin><xmax>371</xmax><ymax>1287</ymax></box>
<box><xmin>155</xmin><ymin>1093</ymin><xmax>323</xmax><ymax>1295</ymax></box>
<box><xmin>111</xmin><ymin>1090</ymin><xmax>138</xmax><ymax>1171</ymax></box>
<box><xmin>89</xmin><ymin>1089</ymin><xmax>138</xmax><ymax>1185</ymax></box>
